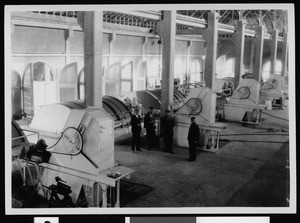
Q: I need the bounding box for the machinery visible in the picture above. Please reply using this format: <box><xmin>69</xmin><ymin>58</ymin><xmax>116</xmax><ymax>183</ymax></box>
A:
<box><xmin>260</xmin><ymin>74</ymin><xmax>286</xmax><ymax>109</ymax></box>
<box><xmin>215</xmin><ymin>77</ymin><xmax>234</xmax><ymax>93</ymax></box>
<box><xmin>222</xmin><ymin>78</ymin><xmax>266</xmax><ymax>124</ymax></box>
<box><xmin>127</xmin><ymin>89</ymin><xmax>186</xmax><ymax>114</ymax></box>
<box><xmin>23</xmin><ymin>138</ymin><xmax>51</xmax><ymax>163</ymax></box>
<box><xmin>47</xmin><ymin>176</ymin><xmax>75</xmax><ymax>207</ymax></box>
<box><xmin>37</xmin><ymin>107</ymin><xmax>114</xmax><ymax>205</ymax></box>
<box><xmin>13</xmin><ymin>106</ymin><xmax>134</xmax><ymax>208</ymax></box>
<box><xmin>174</xmin><ymin>87</ymin><xmax>227</xmax><ymax>152</ymax></box>
<box><xmin>28</xmin><ymin>97</ymin><xmax>131</xmax><ymax>139</ymax></box>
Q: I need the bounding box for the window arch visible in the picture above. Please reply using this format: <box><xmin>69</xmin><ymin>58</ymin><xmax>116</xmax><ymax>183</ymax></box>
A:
<box><xmin>136</xmin><ymin>61</ymin><xmax>147</xmax><ymax>91</ymax></box>
<box><xmin>262</xmin><ymin>60</ymin><xmax>282</xmax><ymax>82</ymax></box>
<box><xmin>216</xmin><ymin>55</ymin><xmax>227</xmax><ymax>79</ymax></box>
<box><xmin>59</xmin><ymin>62</ymin><xmax>78</xmax><ymax>102</ymax></box>
<box><xmin>77</xmin><ymin>66</ymin><xmax>106</xmax><ymax>100</ymax></box>
<box><xmin>216</xmin><ymin>57</ymin><xmax>245</xmax><ymax>79</ymax></box>
<box><xmin>189</xmin><ymin>59</ymin><xmax>201</xmax><ymax>83</ymax></box>
<box><xmin>22</xmin><ymin>62</ymin><xmax>56</xmax><ymax>116</ymax></box>
<box><xmin>121</xmin><ymin>62</ymin><xmax>133</xmax><ymax>94</ymax></box>
<box><xmin>11</xmin><ymin>70</ymin><xmax>22</xmax><ymax>119</ymax></box>
<box><xmin>147</xmin><ymin>59</ymin><xmax>161</xmax><ymax>89</ymax></box>
<box><xmin>78</xmin><ymin>67</ymin><xmax>85</xmax><ymax>100</ymax></box>
<box><xmin>216</xmin><ymin>57</ymin><xmax>235</xmax><ymax>79</ymax></box>
<box><xmin>174</xmin><ymin>57</ymin><xmax>185</xmax><ymax>84</ymax></box>
<box><xmin>106</xmin><ymin>62</ymin><xmax>121</xmax><ymax>96</ymax></box>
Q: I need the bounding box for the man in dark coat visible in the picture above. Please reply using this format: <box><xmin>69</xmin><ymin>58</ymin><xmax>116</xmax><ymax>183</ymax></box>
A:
<box><xmin>187</xmin><ymin>117</ymin><xmax>200</xmax><ymax>161</ymax></box>
<box><xmin>144</xmin><ymin>107</ymin><xmax>156</xmax><ymax>149</ymax></box>
<box><xmin>130</xmin><ymin>108</ymin><xmax>142</xmax><ymax>152</ymax></box>
<box><xmin>161</xmin><ymin>109</ymin><xmax>175</xmax><ymax>154</ymax></box>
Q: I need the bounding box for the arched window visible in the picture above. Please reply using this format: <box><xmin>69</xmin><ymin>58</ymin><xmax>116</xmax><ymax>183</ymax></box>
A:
<box><xmin>22</xmin><ymin>62</ymin><xmax>56</xmax><ymax>116</ymax></box>
<box><xmin>77</xmin><ymin>66</ymin><xmax>106</xmax><ymax>100</ymax></box>
<box><xmin>78</xmin><ymin>67</ymin><xmax>85</xmax><ymax>100</ymax></box>
<box><xmin>147</xmin><ymin>59</ymin><xmax>161</xmax><ymax>89</ymax></box>
<box><xmin>174</xmin><ymin>58</ymin><xmax>185</xmax><ymax>84</ymax></box>
<box><xmin>136</xmin><ymin>61</ymin><xmax>147</xmax><ymax>91</ymax></box>
<box><xmin>216</xmin><ymin>57</ymin><xmax>244</xmax><ymax>79</ymax></box>
<box><xmin>189</xmin><ymin>59</ymin><xmax>201</xmax><ymax>83</ymax></box>
<box><xmin>262</xmin><ymin>60</ymin><xmax>282</xmax><ymax>82</ymax></box>
<box><xmin>121</xmin><ymin>62</ymin><xmax>133</xmax><ymax>94</ymax></box>
<box><xmin>11</xmin><ymin>70</ymin><xmax>22</xmax><ymax>119</ymax></box>
<box><xmin>224</xmin><ymin>58</ymin><xmax>235</xmax><ymax>78</ymax></box>
<box><xmin>216</xmin><ymin>55</ymin><xmax>227</xmax><ymax>79</ymax></box>
<box><xmin>106</xmin><ymin>62</ymin><xmax>121</xmax><ymax>96</ymax></box>
<box><xmin>59</xmin><ymin>62</ymin><xmax>78</xmax><ymax>102</ymax></box>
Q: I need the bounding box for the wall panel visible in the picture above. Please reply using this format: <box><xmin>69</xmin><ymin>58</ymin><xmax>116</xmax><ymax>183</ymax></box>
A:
<box><xmin>113</xmin><ymin>35</ymin><xmax>143</xmax><ymax>54</ymax></box>
<box><xmin>189</xmin><ymin>41</ymin><xmax>205</xmax><ymax>55</ymax></box>
<box><xmin>12</xmin><ymin>26</ymin><xmax>65</xmax><ymax>53</ymax></box>
<box><xmin>175</xmin><ymin>40</ymin><xmax>188</xmax><ymax>55</ymax></box>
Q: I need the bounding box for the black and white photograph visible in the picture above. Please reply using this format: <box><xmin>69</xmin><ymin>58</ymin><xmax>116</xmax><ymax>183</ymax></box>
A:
<box><xmin>5</xmin><ymin>4</ymin><xmax>296</xmax><ymax>215</ymax></box>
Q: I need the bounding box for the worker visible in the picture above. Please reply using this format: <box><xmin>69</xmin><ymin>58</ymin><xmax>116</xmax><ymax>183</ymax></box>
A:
<box><xmin>161</xmin><ymin>109</ymin><xmax>175</xmax><ymax>154</ymax></box>
<box><xmin>222</xmin><ymin>82</ymin><xmax>230</xmax><ymax>96</ymax></box>
<box><xmin>227</xmin><ymin>82</ymin><xmax>233</xmax><ymax>96</ymax></box>
<box><xmin>130</xmin><ymin>108</ymin><xmax>142</xmax><ymax>152</ymax></box>
<box><xmin>144</xmin><ymin>107</ymin><xmax>156</xmax><ymax>149</ymax></box>
<box><xmin>187</xmin><ymin>117</ymin><xmax>200</xmax><ymax>162</ymax></box>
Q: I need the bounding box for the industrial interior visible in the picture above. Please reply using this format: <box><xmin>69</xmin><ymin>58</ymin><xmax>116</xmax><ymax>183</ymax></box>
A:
<box><xmin>9</xmin><ymin>7</ymin><xmax>292</xmax><ymax>209</ymax></box>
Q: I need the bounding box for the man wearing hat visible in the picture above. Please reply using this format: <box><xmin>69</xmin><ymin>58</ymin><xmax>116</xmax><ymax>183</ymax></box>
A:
<box><xmin>187</xmin><ymin>117</ymin><xmax>200</xmax><ymax>161</ymax></box>
<box><xmin>144</xmin><ymin>107</ymin><xmax>156</xmax><ymax>149</ymax></box>
<box><xmin>130</xmin><ymin>108</ymin><xmax>142</xmax><ymax>152</ymax></box>
<box><xmin>161</xmin><ymin>109</ymin><xmax>175</xmax><ymax>154</ymax></box>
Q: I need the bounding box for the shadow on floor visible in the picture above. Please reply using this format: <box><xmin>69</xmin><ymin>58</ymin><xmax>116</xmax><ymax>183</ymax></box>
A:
<box><xmin>225</xmin><ymin>141</ymin><xmax>289</xmax><ymax>207</ymax></box>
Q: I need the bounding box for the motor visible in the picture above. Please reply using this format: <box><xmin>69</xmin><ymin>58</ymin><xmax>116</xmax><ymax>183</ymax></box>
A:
<box><xmin>20</xmin><ymin>139</ymin><xmax>51</xmax><ymax>163</ymax></box>
<box><xmin>47</xmin><ymin>176</ymin><xmax>75</xmax><ymax>207</ymax></box>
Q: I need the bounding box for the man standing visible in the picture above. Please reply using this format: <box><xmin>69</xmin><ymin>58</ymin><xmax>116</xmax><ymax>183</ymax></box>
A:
<box><xmin>161</xmin><ymin>110</ymin><xmax>175</xmax><ymax>154</ymax></box>
<box><xmin>144</xmin><ymin>107</ymin><xmax>156</xmax><ymax>149</ymax></box>
<box><xmin>130</xmin><ymin>108</ymin><xmax>142</xmax><ymax>152</ymax></box>
<box><xmin>187</xmin><ymin>117</ymin><xmax>200</xmax><ymax>161</ymax></box>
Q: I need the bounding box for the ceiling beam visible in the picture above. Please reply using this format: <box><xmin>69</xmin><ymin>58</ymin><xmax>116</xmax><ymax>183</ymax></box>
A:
<box><xmin>176</xmin><ymin>13</ymin><xmax>207</xmax><ymax>28</ymax></box>
<box><xmin>111</xmin><ymin>10</ymin><xmax>162</xmax><ymax>20</ymax></box>
<box><xmin>218</xmin><ymin>23</ymin><xmax>235</xmax><ymax>34</ymax></box>
<box><xmin>176</xmin><ymin>29</ymin><xmax>203</xmax><ymax>35</ymax></box>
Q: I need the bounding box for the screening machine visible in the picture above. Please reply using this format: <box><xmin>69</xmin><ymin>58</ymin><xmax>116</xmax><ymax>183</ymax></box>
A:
<box><xmin>174</xmin><ymin>87</ymin><xmax>227</xmax><ymax>152</ymax></box>
<box><xmin>222</xmin><ymin>78</ymin><xmax>266</xmax><ymax>124</ymax></box>
<box><xmin>260</xmin><ymin>74</ymin><xmax>287</xmax><ymax>109</ymax></box>
<box><xmin>13</xmin><ymin>106</ymin><xmax>134</xmax><ymax>208</ymax></box>
<box><xmin>28</xmin><ymin>97</ymin><xmax>131</xmax><ymax>138</ymax></box>
<box><xmin>135</xmin><ymin>89</ymin><xmax>185</xmax><ymax>113</ymax></box>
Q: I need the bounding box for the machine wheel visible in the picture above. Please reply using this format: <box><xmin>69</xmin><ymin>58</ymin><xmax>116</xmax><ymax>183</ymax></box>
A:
<box><xmin>237</xmin><ymin>86</ymin><xmax>251</xmax><ymax>99</ymax></box>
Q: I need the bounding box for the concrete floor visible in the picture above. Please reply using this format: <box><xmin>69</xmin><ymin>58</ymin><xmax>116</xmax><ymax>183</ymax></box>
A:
<box><xmin>113</xmin><ymin>105</ymin><xmax>290</xmax><ymax>207</ymax></box>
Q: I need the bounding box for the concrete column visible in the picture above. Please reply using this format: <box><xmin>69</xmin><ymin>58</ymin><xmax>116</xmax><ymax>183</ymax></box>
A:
<box><xmin>186</xmin><ymin>41</ymin><xmax>191</xmax><ymax>83</ymax></box>
<box><xmin>270</xmin><ymin>29</ymin><xmax>279</xmax><ymax>74</ymax></box>
<box><xmin>233</xmin><ymin>20</ymin><xmax>245</xmax><ymax>89</ymax></box>
<box><xmin>158</xmin><ymin>10</ymin><xmax>176</xmax><ymax>114</ymax></box>
<box><xmin>203</xmin><ymin>12</ymin><xmax>218</xmax><ymax>91</ymax></box>
<box><xmin>80</xmin><ymin>11</ymin><xmax>103</xmax><ymax>108</ymax></box>
<box><xmin>139</xmin><ymin>36</ymin><xmax>148</xmax><ymax>90</ymax></box>
<box><xmin>141</xmin><ymin>36</ymin><xmax>148</xmax><ymax>62</ymax></box>
<box><xmin>109</xmin><ymin>33</ymin><xmax>117</xmax><ymax>66</ymax></box>
<box><xmin>249</xmin><ymin>38</ymin><xmax>255</xmax><ymax>73</ymax></box>
<box><xmin>281</xmin><ymin>32</ymin><xmax>288</xmax><ymax>76</ymax></box>
<box><xmin>252</xmin><ymin>26</ymin><xmax>264</xmax><ymax>83</ymax></box>
<box><xmin>65</xmin><ymin>27</ymin><xmax>74</xmax><ymax>65</ymax></box>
